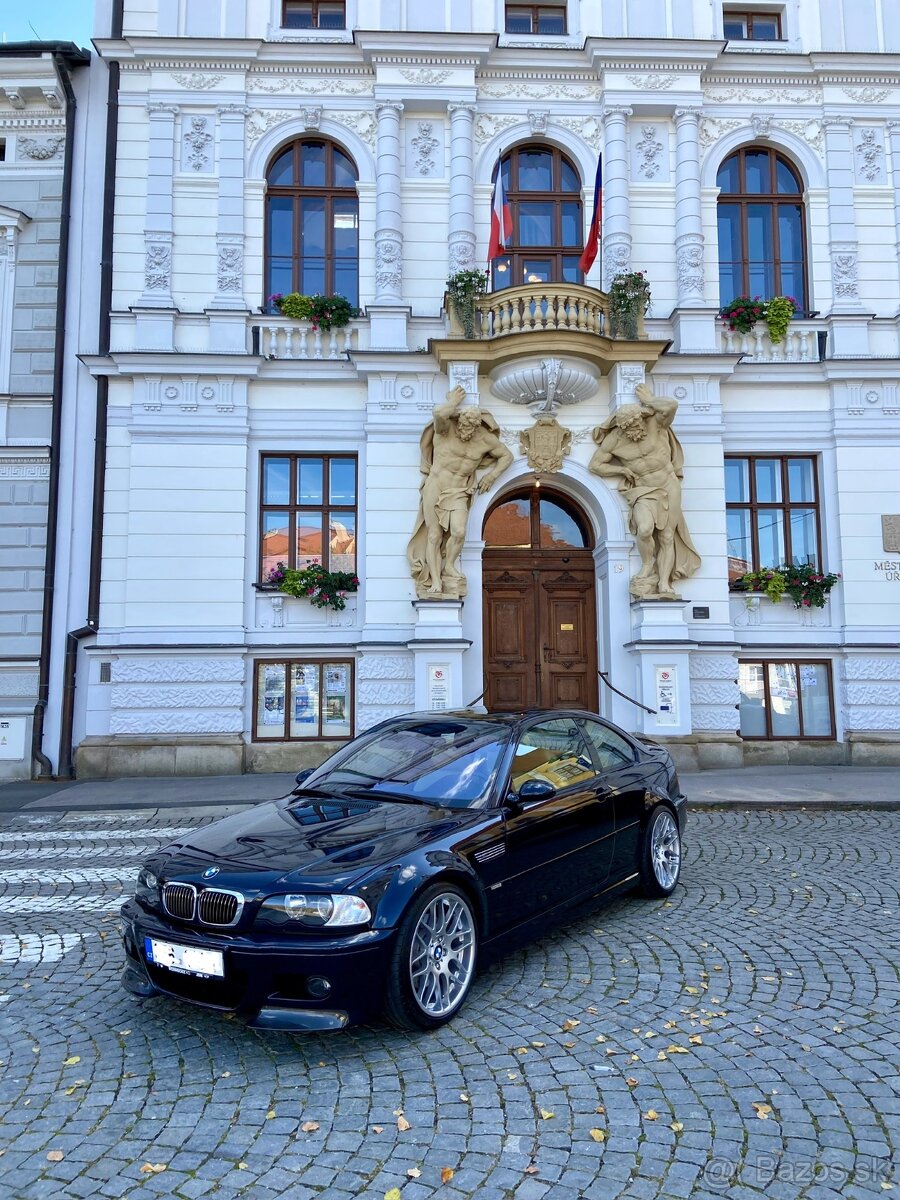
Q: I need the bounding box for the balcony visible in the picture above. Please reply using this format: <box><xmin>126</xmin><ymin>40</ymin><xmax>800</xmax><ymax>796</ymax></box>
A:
<box><xmin>464</xmin><ymin>283</ymin><xmax>613</xmax><ymax>340</ymax></box>
<box><xmin>251</xmin><ymin>317</ymin><xmax>366</xmax><ymax>361</ymax></box>
<box><xmin>719</xmin><ymin>318</ymin><xmax>827</xmax><ymax>363</ymax></box>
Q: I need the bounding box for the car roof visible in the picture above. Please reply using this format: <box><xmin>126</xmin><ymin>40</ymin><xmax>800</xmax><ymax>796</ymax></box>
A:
<box><xmin>392</xmin><ymin>708</ymin><xmax>608</xmax><ymax>727</ymax></box>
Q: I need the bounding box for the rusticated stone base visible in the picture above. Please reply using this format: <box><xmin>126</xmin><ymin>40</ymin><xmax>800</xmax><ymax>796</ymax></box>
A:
<box><xmin>651</xmin><ymin>733</ymin><xmax>744</xmax><ymax>772</ymax></box>
<box><xmin>74</xmin><ymin>734</ymin><xmax>346</xmax><ymax>779</ymax></box>
<box><xmin>655</xmin><ymin>732</ymin><xmax>900</xmax><ymax>769</ymax></box>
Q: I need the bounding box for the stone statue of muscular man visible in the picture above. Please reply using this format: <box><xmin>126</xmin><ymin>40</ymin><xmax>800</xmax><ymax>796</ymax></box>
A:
<box><xmin>589</xmin><ymin>383</ymin><xmax>701</xmax><ymax>600</ymax></box>
<box><xmin>408</xmin><ymin>385</ymin><xmax>513</xmax><ymax>599</ymax></box>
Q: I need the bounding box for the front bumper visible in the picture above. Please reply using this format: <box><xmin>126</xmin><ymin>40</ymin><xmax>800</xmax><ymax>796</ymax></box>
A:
<box><xmin>121</xmin><ymin>899</ymin><xmax>396</xmax><ymax>1030</ymax></box>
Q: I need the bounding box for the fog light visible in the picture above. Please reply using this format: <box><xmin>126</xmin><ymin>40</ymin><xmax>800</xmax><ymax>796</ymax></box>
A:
<box><xmin>307</xmin><ymin>975</ymin><xmax>332</xmax><ymax>999</ymax></box>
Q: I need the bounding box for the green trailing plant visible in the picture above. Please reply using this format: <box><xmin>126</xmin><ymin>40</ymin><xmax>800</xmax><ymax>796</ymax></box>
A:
<box><xmin>719</xmin><ymin>294</ymin><xmax>800</xmax><ymax>343</ymax></box>
<box><xmin>737</xmin><ymin>564</ymin><xmax>840</xmax><ymax>609</ymax></box>
<box><xmin>268</xmin><ymin>292</ymin><xmax>359</xmax><ymax>330</ymax></box>
<box><xmin>446</xmin><ymin>268</ymin><xmax>489</xmax><ymax>338</ymax></box>
<box><xmin>608</xmin><ymin>270</ymin><xmax>651</xmax><ymax>339</ymax></box>
<box><xmin>263</xmin><ymin>561</ymin><xmax>360</xmax><ymax>612</ymax></box>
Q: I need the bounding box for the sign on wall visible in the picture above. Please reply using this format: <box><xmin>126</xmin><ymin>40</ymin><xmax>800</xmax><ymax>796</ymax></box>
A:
<box><xmin>654</xmin><ymin>667</ymin><xmax>678</xmax><ymax>726</ymax></box>
<box><xmin>427</xmin><ymin>664</ymin><xmax>450</xmax><ymax>711</ymax></box>
<box><xmin>0</xmin><ymin>717</ymin><xmax>26</xmax><ymax>760</ymax></box>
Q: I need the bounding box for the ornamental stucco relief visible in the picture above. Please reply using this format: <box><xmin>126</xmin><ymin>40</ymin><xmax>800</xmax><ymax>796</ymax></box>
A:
<box><xmin>110</xmin><ymin>659</ymin><xmax>244</xmax><ymax>683</ymax></box>
<box><xmin>248</xmin><ymin>74</ymin><xmax>373</xmax><ymax>95</ymax></box>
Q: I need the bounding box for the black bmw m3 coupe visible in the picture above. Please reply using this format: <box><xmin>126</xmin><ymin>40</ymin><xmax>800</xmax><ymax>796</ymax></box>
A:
<box><xmin>121</xmin><ymin>710</ymin><xmax>687</xmax><ymax>1031</ymax></box>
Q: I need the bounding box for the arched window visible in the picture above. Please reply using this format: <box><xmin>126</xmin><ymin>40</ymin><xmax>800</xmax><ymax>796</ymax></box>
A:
<box><xmin>265</xmin><ymin>138</ymin><xmax>359</xmax><ymax>305</ymax></box>
<box><xmin>483</xmin><ymin>490</ymin><xmax>592</xmax><ymax>550</ymax></box>
<box><xmin>491</xmin><ymin>145</ymin><xmax>583</xmax><ymax>290</ymax></box>
<box><xmin>717</xmin><ymin>146</ymin><xmax>807</xmax><ymax>311</ymax></box>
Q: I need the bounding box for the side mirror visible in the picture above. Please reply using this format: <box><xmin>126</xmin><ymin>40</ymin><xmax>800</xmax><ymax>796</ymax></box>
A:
<box><xmin>513</xmin><ymin>778</ymin><xmax>556</xmax><ymax>803</ymax></box>
<box><xmin>294</xmin><ymin>767</ymin><xmax>314</xmax><ymax>788</ymax></box>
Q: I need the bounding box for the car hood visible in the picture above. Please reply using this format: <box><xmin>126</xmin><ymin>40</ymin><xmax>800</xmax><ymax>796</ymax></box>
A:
<box><xmin>158</xmin><ymin>793</ymin><xmax>474</xmax><ymax>891</ymax></box>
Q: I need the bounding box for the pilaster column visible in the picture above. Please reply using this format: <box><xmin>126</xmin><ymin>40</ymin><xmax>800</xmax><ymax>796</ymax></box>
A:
<box><xmin>823</xmin><ymin>117</ymin><xmax>861</xmax><ymax>312</ymax></box>
<box><xmin>374</xmin><ymin>101</ymin><xmax>404</xmax><ymax>302</ymax></box>
<box><xmin>887</xmin><ymin>122</ymin><xmax>900</xmax><ymax>312</ymax></box>
<box><xmin>673</xmin><ymin>108</ymin><xmax>705</xmax><ymax>305</ymax></box>
<box><xmin>447</xmin><ymin>103</ymin><xmax>476</xmax><ymax>275</ymax></box>
<box><xmin>138</xmin><ymin>103</ymin><xmax>179</xmax><ymax>307</ymax></box>
<box><xmin>211</xmin><ymin>105</ymin><xmax>249</xmax><ymax>308</ymax></box>
<box><xmin>601</xmin><ymin>105</ymin><xmax>632</xmax><ymax>288</ymax></box>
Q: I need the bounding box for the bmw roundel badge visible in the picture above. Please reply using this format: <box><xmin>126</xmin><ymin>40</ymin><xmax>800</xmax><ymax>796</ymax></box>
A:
<box><xmin>203</xmin><ymin>866</ymin><xmax>220</xmax><ymax>879</ymax></box>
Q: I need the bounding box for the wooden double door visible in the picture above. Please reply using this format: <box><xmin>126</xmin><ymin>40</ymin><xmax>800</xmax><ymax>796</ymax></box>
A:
<box><xmin>483</xmin><ymin>552</ymin><xmax>599</xmax><ymax>712</ymax></box>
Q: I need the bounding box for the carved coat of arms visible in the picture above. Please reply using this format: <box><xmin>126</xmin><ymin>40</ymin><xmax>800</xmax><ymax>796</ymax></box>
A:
<box><xmin>519</xmin><ymin>415</ymin><xmax>572</xmax><ymax>474</ymax></box>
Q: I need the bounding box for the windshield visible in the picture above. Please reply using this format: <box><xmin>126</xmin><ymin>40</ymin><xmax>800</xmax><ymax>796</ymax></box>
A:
<box><xmin>305</xmin><ymin>719</ymin><xmax>511</xmax><ymax>809</ymax></box>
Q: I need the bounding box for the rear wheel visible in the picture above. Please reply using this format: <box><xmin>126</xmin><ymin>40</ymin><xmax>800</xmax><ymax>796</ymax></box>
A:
<box><xmin>638</xmin><ymin>806</ymin><xmax>681</xmax><ymax>897</ymax></box>
<box><xmin>383</xmin><ymin>883</ymin><xmax>478</xmax><ymax>1030</ymax></box>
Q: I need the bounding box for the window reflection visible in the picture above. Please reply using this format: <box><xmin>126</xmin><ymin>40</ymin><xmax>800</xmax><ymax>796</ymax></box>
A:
<box><xmin>484</xmin><ymin>492</ymin><xmax>591</xmax><ymax>551</ymax></box>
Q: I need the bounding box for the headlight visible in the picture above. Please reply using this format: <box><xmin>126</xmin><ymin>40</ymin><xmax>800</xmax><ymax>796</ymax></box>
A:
<box><xmin>258</xmin><ymin>893</ymin><xmax>371</xmax><ymax>929</ymax></box>
<box><xmin>135</xmin><ymin>866</ymin><xmax>159</xmax><ymax>904</ymax></box>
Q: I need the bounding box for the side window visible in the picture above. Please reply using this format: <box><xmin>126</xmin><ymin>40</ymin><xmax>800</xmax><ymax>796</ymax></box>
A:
<box><xmin>580</xmin><ymin>719</ymin><xmax>635</xmax><ymax>771</ymax></box>
<box><xmin>511</xmin><ymin>719</ymin><xmax>597</xmax><ymax>791</ymax></box>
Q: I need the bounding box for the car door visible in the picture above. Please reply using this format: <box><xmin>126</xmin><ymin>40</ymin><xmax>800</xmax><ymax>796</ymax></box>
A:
<box><xmin>578</xmin><ymin>717</ymin><xmax>646</xmax><ymax>885</ymax></box>
<box><xmin>489</xmin><ymin>718</ymin><xmax>613</xmax><ymax>932</ymax></box>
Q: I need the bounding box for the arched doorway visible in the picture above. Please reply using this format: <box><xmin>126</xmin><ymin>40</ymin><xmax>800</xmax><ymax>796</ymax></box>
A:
<box><xmin>482</xmin><ymin>487</ymin><xmax>598</xmax><ymax>712</ymax></box>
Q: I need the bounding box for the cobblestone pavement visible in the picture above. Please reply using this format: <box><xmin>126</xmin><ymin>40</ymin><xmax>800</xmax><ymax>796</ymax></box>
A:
<box><xmin>1</xmin><ymin>808</ymin><xmax>898</xmax><ymax>1200</ymax></box>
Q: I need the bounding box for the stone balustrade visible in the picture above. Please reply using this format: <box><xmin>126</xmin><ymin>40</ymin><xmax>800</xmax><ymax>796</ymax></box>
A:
<box><xmin>472</xmin><ymin>284</ymin><xmax>612</xmax><ymax>340</ymax></box>
<box><xmin>251</xmin><ymin>317</ymin><xmax>365</xmax><ymax>360</ymax></box>
<box><xmin>719</xmin><ymin>318</ymin><xmax>827</xmax><ymax>363</ymax></box>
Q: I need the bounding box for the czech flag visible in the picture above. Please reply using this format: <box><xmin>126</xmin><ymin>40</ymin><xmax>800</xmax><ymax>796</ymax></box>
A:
<box><xmin>579</xmin><ymin>157</ymin><xmax>602</xmax><ymax>274</ymax></box>
<box><xmin>487</xmin><ymin>158</ymin><xmax>512</xmax><ymax>261</ymax></box>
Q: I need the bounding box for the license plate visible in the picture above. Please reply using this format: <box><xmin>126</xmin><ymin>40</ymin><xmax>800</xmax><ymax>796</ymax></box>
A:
<box><xmin>144</xmin><ymin>937</ymin><xmax>224</xmax><ymax>979</ymax></box>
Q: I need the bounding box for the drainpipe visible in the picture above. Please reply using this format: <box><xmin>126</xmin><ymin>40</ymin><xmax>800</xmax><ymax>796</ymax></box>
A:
<box><xmin>55</xmin><ymin>4</ymin><xmax>123</xmax><ymax>778</ymax></box>
<box><xmin>30</xmin><ymin>50</ymin><xmax>80</xmax><ymax>778</ymax></box>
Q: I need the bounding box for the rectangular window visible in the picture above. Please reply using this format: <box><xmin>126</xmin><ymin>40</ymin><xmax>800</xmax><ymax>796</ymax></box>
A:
<box><xmin>723</xmin><ymin>8</ymin><xmax>783</xmax><ymax>39</ymax></box>
<box><xmin>739</xmin><ymin>660</ymin><xmax>834</xmax><ymax>740</ymax></box>
<box><xmin>283</xmin><ymin>0</ymin><xmax>345</xmax><ymax>28</ymax></box>
<box><xmin>260</xmin><ymin>453</ymin><xmax>357</xmax><ymax>580</ymax></box>
<box><xmin>505</xmin><ymin>3</ymin><xmax>567</xmax><ymax>34</ymax></box>
<box><xmin>254</xmin><ymin>659</ymin><xmax>353</xmax><ymax>741</ymax></box>
<box><xmin>725</xmin><ymin>454</ymin><xmax>821</xmax><ymax>582</ymax></box>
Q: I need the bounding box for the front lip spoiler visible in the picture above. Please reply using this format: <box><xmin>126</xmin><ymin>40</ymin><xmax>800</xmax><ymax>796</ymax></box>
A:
<box><xmin>250</xmin><ymin>1007</ymin><xmax>349</xmax><ymax>1032</ymax></box>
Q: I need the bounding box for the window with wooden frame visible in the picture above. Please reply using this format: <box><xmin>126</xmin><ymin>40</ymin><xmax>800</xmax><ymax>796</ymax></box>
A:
<box><xmin>490</xmin><ymin>145</ymin><xmax>583</xmax><ymax>290</ymax></box>
<box><xmin>723</xmin><ymin>8</ymin><xmax>783</xmax><ymax>39</ymax></box>
<box><xmin>725</xmin><ymin>455</ymin><xmax>821</xmax><ymax>583</ymax></box>
<box><xmin>738</xmin><ymin>660</ymin><xmax>834</xmax><ymax>739</ymax></box>
<box><xmin>505</xmin><ymin>1</ymin><xmax>567</xmax><ymax>34</ymax></box>
<box><xmin>260</xmin><ymin>453</ymin><xmax>357</xmax><ymax>581</ymax></box>
<box><xmin>717</xmin><ymin>146</ymin><xmax>806</xmax><ymax>312</ymax></box>
<box><xmin>282</xmin><ymin>0</ymin><xmax>346</xmax><ymax>28</ymax></box>
<box><xmin>265</xmin><ymin>138</ymin><xmax>358</xmax><ymax>306</ymax></box>
<box><xmin>254</xmin><ymin>659</ymin><xmax>354</xmax><ymax>741</ymax></box>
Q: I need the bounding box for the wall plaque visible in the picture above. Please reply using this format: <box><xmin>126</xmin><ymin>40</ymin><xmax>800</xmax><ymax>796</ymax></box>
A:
<box><xmin>882</xmin><ymin>514</ymin><xmax>900</xmax><ymax>553</ymax></box>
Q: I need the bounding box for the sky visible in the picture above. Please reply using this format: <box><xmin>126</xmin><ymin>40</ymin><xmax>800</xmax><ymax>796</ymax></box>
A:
<box><xmin>0</xmin><ymin>0</ymin><xmax>95</xmax><ymax>47</ymax></box>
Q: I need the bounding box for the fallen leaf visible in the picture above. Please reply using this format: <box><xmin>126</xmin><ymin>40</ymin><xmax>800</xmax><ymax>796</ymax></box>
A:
<box><xmin>393</xmin><ymin>1108</ymin><xmax>404</xmax><ymax>1117</ymax></box>
<box><xmin>666</xmin><ymin>1045</ymin><xmax>689</xmax><ymax>1054</ymax></box>
<box><xmin>671</xmin><ymin>1121</ymin><xmax>684</xmax><ymax>1133</ymax></box>
<box><xmin>397</xmin><ymin>1115</ymin><xmax>411</xmax><ymax>1132</ymax></box>
<box><xmin>684</xmin><ymin>987</ymin><xmax>700</xmax><ymax>996</ymax></box>
<box><xmin>524</xmin><ymin>1165</ymin><xmax>539</xmax><ymax>1175</ymax></box>
<box><xmin>562</xmin><ymin>1018</ymin><xmax>580</xmax><ymax>1032</ymax></box>
<box><xmin>372</xmin><ymin>1126</ymin><xmax>384</xmax><ymax>1134</ymax></box>
<box><xmin>220</xmin><ymin>1071</ymin><xmax>231</xmax><ymax>1078</ymax></box>
<box><xmin>753</xmin><ymin>1026</ymin><xmax>764</xmax><ymax>1035</ymax></box>
<box><xmin>237</xmin><ymin>1162</ymin><xmax>248</xmax><ymax>1170</ymax></box>
<box><xmin>595</xmin><ymin>1105</ymin><xmax>605</xmax><ymax>1114</ymax></box>
<box><xmin>689</xmin><ymin>1035</ymin><xmax>703</xmax><ymax>1045</ymax></box>
<box><xmin>300</xmin><ymin>1121</ymin><xmax>319</xmax><ymax>1133</ymax></box>
<box><xmin>762</xmin><ymin>976</ymin><xmax>775</xmax><ymax>982</ymax></box>
<box><xmin>645</xmin><ymin>1109</ymin><xmax>659</xmax><ymax>1121</ymax></box>
<box><xmin>563</xmin><ymin>1040</ymin><xmax>576</xmax><ymax>1049</ymax></box>
<box><xmin>46</xmin><ymin>1151</ymin><xmax>64</xmax><ymax>1162</ymax></box>
<box><xmin>586</xmin><ymin>1006</ymin><xmax>598</xmax><ymax>1015</ymax></box>
<box><xmin>800</xmin><ymin>1044</ymin><xmax>811</xmax><ymax>1052</ymax></box>
<box><xmin>459</xmin><ymin>1093</ymin><xmax>469</xmax><ymax>1102</ymax></box>
<box><xmin>531</xmin><ymin>1041</ymin><xmax>545</xmax><ymax>1048</ymax></box>
<box><xmin>539</xmin><ymin>1108</ymin><xmax>555</xmax><ymax>1120</ymax></box>
<box><xmin>407</xmin><ymin>1167</ymin><xmax>422</xmax><ymax>1179</ymax></box>
<box><xmin>752</xmin><ymin>1102</ymin><xmax>773</xmax><ymax>1120</ymax></box>
<box><xmin>626</xmin><ymin>1077</ymin><xmax>639</xmax><ymax>1087</ymax></box>
<box><xmin>595</xmin><ymin>1034</ymin><xmax>607</xmax><ymax>1044</ymax></box>
<box><xmin>657</xmin><ymin>1051</ymin><xmax>668</xmax><ymax>1061</ymax></box>
<box><xmin>441</xmin><ymin>1167</ymin><xmax>454</xmax><ymax>1184</ymax></box>
<box><xmin>265</xmin><ymin>1110</ymin><xmax>276</xmax><ymax>1120</ymax></box>
<box><xmin>63</xmin><ymin>1056</ymin><xmax>80</xmax><ymax>1066</ymax></box>
<box><xmin>64</xmin><ymin>1086</ymin><xmax>78</xmax><ymax>1096</ymax></box>
<box><xmin>385</xmin><ymin>1190</ymin><xmax>402</xmax><ymax>1200</ymax></box>
<box><xmin>589</xmin><ymin>1128</ymin><xmax>606</xmax><ymax>1142</ymax></box>
<box><xmin>515</xmin><ymin>1046</ymin><xmax>529</xmax><ymax>1055</ymax></box>
<box><xmin>118</xmin><ymin>1030</ymin><xmax>131</xmax><ymax>1036</ymax></box>
<box><xmin>139</xmin><ymin>1164</ymin><xmax>167</xmax><ymax>1175</ymax></box>
<box><xmin>880</xmin><ymin>1183</ymin><xmax>894</xmax><ymax>1191</ymax></box>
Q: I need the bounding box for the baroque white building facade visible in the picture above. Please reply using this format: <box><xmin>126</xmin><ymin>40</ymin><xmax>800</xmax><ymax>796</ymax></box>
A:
<box><xmin>37</xmin><ymin>0</ymin><xmax>900</xmax><ymax>776</ymax></box>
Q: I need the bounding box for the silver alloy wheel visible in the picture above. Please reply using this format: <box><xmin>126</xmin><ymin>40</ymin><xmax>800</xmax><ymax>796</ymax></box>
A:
<box><xmin>651</xmin><ymin>809</ymin><xmax>681</xmax><ymax>890</ymax></box>
<box><xmin>409</xmin><ymin>892</ymin><xmax>476</xmax><ymax>1018</ymax></box>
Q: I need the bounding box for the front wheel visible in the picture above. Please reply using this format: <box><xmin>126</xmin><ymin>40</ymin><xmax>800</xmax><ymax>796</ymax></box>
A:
<box><xmin>638</xmin><ymin>806</ymin><xmax>682</xmax><ymax>897</ymax></box>
<box><xmin>383</xmin><ymin>883</ymin><xmax>478</xmax><ymax>1031</ymax></box>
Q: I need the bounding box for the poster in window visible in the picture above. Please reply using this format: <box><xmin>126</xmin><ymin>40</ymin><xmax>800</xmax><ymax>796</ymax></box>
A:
<box><xmin>291</xmin><ymin>663</ymin><xmax>320</xmax><ymax>738</ymax></box>
<box><xmin>323</xmin><ymin>662</ymin><xmax>351</xmax><ymax>736</ymax></box>
<box><xmin>257</xmin><ymin>664</ymin><xmax>286</xmax><ymax>738</ymax></box>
